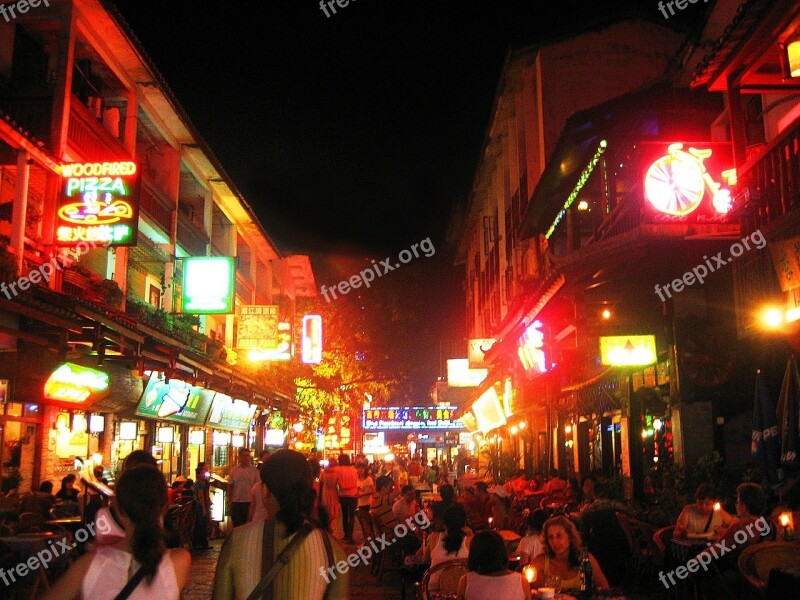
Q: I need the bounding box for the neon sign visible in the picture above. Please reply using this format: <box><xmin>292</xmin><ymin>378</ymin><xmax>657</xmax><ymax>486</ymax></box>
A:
<box><xmin>44</xmin><ymin>363</ymin><xmax>109</xmax><ymax>406</ymax></box>
<box><xmin>599</xmin><ymin>335</ymin><xmax>657</xmax><ymax>366</ymax></box>
<box><xmin>56</xmin><ymin>161</ymin><xmax>139</xmax><ymax>246</ymax></box>
<box><xmin>362</xmin><ymin>407</ymin><xmax>464</xmax><ymax>431</ymax></box>
<box><xmin>301</xmin><ymin>315</ymin><xmax>323</xmax><ymax>364</ymax></box>
<box><xmin>644</xmin><ymin>144</ymin><xmax>736</xmax><ymax>217</ymax></box>
<box><xmin>181</xmin><ymin>257</ymin><xmax>235</xmax><ymax>314</ymax></box>
<box><xmin>517</xmin><ymin>320</ymin><xmax>546</xmax><ymax>373</ymax></box>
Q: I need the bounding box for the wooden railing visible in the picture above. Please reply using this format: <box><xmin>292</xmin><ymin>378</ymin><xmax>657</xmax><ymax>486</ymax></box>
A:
<box><xmin>140</xmin><ymin>178</ymin><xmax>174</xmax><ymax>235</ymax></box>
<box><xmin>176</xmin><ymin>212</ymin><xmax>209</xmax><ymax>256</ymax></box>
<box><xmin>737</xmin><ymin>116</ymin><xmax>800</xmax><ymax>232</ymax></box>
<box><xmin>67</xmin><ymin>95</ymin><xmax>127</xmax><ymax>160</ymax></box>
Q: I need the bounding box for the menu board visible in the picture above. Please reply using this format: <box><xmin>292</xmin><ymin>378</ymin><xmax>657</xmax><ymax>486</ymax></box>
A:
<box><xmin>206</xmin><ymin>393</ymin><xmax>257</xmax><ymax>432</ymax></box>
<box><xmin>135</xmin><ymin>373</ymin><xmax>215</xmax><ymax>425</ymax></box>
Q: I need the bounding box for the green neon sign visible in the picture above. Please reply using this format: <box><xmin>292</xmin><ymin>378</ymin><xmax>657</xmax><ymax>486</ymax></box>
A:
<box><xmin>181</xmin><ymin>257</ymin><xmax>235</xmax><ymax>314</ymax></box>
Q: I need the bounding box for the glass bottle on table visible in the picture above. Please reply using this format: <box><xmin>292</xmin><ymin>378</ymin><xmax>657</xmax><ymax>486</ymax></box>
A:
<box><xmin>579</xmin><ymin>548</ymin><xmax>593</xmax><ymax>598</ymax></box>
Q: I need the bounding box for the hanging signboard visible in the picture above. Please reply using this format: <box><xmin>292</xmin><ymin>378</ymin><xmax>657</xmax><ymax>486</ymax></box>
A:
<box><xmin>206</xmin><ymin>393</ymin><xmax>257</xmax><ymax>431</ymax></box>
<box><xmin>237</xmin><ymin>305</ymin><xmax>279</xmax><ymax>349</ymax></box>
<box><xmin>56</xmin><ymin>161</ymin><xmax>139</xmax><ymax>246</ymax></box>
<box><xmin>599</xmin><ymin>335</ymin><xmax>657</xmax><ymax>366</ymax></box>
<box><xmin>181</xmin><ymin>257</ymin><xmax>235</xmax><ymax>314</ymax></box>
<box><xmin>43</xmin><ymin>363</ymin><xmax>110</xmax><ymax>407</ymax></box>
<box><xmin>362</xmin><ymin>407</ymin><xmax>464</xmax><ymax>431</ymax></box>
<box><xmin>301</xmin><ymin>314</ymin><xmax>322</xmax><ymax>364</ymax></box>
<box><xmin>134</xmin><ymin>373</ymin><xmax>215</xmax><ymax>425</ymax></box>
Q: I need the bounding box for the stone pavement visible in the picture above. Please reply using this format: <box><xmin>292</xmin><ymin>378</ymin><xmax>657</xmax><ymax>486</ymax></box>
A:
<box><xmin>184</xmin><ymin>521</ymin><xmax>403</xmax><ymax>600</ymax></box>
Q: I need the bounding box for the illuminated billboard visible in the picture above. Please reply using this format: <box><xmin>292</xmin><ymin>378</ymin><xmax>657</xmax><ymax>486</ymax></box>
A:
<box><xmin>471</xmin><ymin>387</ymin><xmax>506</xmax><ymax>433</ymax></box>
<box><xmin>135</xmin><ymin>373</ymin><xmax>215</xmax><ymax>425</ymax></box>
<box><xmin>600</xmin><ymin>335</ymin><xmax>657</xmax><ymax>366</ymax></box>
<box><xmin>43</xmin><ymin>363</ymin><xmax>109</xmax><ymax>407</ymax></box>
<box><xmin>237</xmin><ymin>305</ymin><xmax>279</xmax><ymax>350</ymax></box>
<box><xmin>447</xmin><ymin>359</ymin><xmax>488</xmax><ymax>387</ymax></box>
<box><xmin>56</xmin><ymin>161</ymin><xmax>139</xmax><ymax>246</ymax></box>
<box><xmin>362</xmin><ymin>407</ymin><xmax>464</xmax><ymax>431</ymax></box>
<box><xmin>181</xmin><ymin>257</ymin><xmax>235</xmax><ymax>314</ymax></box>
<box><xmin>206</xmin><ymin>393</ymin><xmax>257</xmax><ymax>431</ymax></box>
<box><xmin>301</xmin><ymin>315</ymin><xmax>322</xmax><ymax>364</ymax></box>
<box><xmin>517</xmin><ymin>320</ymin><xmax>546</xmax><ymax>373</ymax></box>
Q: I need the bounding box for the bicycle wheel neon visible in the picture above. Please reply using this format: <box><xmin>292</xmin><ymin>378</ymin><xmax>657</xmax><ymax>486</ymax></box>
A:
<box><xmin>644</xmin><ymin>154</ymin><xmax>705</xmax><ymax>216</ymax></box>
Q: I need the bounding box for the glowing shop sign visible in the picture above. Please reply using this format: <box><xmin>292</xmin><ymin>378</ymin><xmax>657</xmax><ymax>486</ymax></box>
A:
<box><xmin>206</xmin><ymin>393</ymin><xmax>257</xmax><ymax>431</ymax></box>
<box><xmin>471</xmin><ymin>387</ymin><xmax>506</xmax><ymax>433</ymax></box>
<box><xmin>446</xmin><ymin>358</ymin><xmax>488</xmax><ymax>387</ymax></box>
<box><xmin>517</xmin><ymin>320</ymin><xmax>546</xmax><ymax>373</ymax></box>
<box><xmin>135</xmin><ymin>373</ymin><xmax>215</xmax><ymax>425</ymax></box>
<box><xmin>181</xmin><ymin>257</ymin><xmax>235</xmax><ymax>314</ymax></box>
<box><xmin>43</xmin><ymin>363</ymin><xmax>109</xmax><ymax>405</ymax></box>
<box><xmin>301</xmin><ymin>315</ymin><xmax>323</xmax><ymax>364</ymax></box>
<box><xmin>362</xmin><ymin>407</ymin><xmax>465</xmax><ymax>431</ymax></box>
<box><xmin>56</xmin><ymin>161</ymin><xmax>139</xmax><ymax>246</ymax></box>
<box><xmin>599</xmin><ymin>335</ymin><xmax>657</xmax><ymax>366</ymax></box>
<box><xmin>644</xmin><ymin>144</ymin><xmax>736</xmax><ymax>216</ymax></box>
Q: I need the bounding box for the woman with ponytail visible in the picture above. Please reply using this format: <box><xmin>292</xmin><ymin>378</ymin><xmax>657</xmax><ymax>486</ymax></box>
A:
<box><xmin>43</xmin><ymin>466</ymin><xmax>191</xmax><ymax>600</ymax></box>
<box><xmin>213</xmin><ymin>449</ymin><xmax>347</xmax><ymax>600</ymax></box>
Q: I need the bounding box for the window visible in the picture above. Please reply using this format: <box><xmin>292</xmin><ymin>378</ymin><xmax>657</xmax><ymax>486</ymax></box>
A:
<box><xmin>147</xmin><ymin>282</ymin><xmax>161</xmax><ymax>308</ymax></box>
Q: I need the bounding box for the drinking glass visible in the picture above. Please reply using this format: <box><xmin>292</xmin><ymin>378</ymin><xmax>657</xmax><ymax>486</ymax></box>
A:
<box><xmin>544</xmin><ymin>575</ymin><xmax>562</xmax><ymax>593</ymax></box>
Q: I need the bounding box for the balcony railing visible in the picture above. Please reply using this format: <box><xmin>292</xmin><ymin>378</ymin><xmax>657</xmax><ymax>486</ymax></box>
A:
<box><xmin>177</xmin><ymin>212</ymin><xmax>209</xmax><ymax>256</ymax></box>
<box><xmin>140</xmin><ymin>177</ymin><xmax>174</xmax><ymax>235</ymax></box>
<box><xmin>67</xmin><ymin>94</ymin><xmax>127</xmax><ymax>160</ymax></box>
<box><xmin>738</xmin><ymin>116</ymin><xmax>800</xmax><ymax>231</ymax></box>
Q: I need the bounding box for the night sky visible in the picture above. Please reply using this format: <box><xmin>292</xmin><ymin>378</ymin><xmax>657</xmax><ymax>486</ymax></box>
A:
<box><xmin>107</xmin><ymin>0</ymin><xmax>700</xmax><ymax>392</ymax></box>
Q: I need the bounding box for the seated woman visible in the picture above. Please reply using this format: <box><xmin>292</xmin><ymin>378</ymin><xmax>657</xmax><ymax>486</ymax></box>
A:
<box><xmin>515</xmin><ymin>509</ymin><xmax>547</xmax><ymax>566</ymax></box>
<box><xmin>457</xmin><ymin>530</ymin><xmax>531</xmax><ymax>600</ymax></box>
<box><xmin>674</xmin><ymin>483</ymin><xmax>734</xmax><ymax>538</ymax></box>
<box><xmin>531</xmin><ymin>515</ymin><xmax>609</xmax><ymax>592</ymax></box>
<box><xmin>424</xmin><ymin>504</ymin><xmax>472</xmax><ymax>566</ymax></box>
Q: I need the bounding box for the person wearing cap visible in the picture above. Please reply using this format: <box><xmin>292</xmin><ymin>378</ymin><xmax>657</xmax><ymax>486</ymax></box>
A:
<box><xmin>488</xmin><ymin>486</ymin><xmax>511</xmax><ymax>530</ymax></box>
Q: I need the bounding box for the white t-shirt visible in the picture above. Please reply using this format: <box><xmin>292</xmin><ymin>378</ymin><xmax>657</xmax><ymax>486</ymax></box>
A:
<box><xmin>229</xmin><ymin>465</ymin><xmax>260</xmax><ymax>503</ymax></box>
<box><xmin>430</xmin><ymin>533</ymin><xmax>469</xmax><ymax>566</ymax></box>
<box><xmin>463</xmin><ymin>572</ymin><xmax>525</xmax><ymax>600</ymax></box>
<box><xmin>82</xmin><ymin>546</ymin><xmax>179</xmax><ymax>600</ymax></box>
<box><xmin>515</xmin><ymin>533</ymin><xmax>544</xmax><ymax>561</ymax></box>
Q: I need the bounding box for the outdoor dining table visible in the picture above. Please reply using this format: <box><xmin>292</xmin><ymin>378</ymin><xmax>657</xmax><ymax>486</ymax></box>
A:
<box><xmin>0</xmin><ymin>532</ymin><xmax>68</xmax><ymax>598</ymax></box>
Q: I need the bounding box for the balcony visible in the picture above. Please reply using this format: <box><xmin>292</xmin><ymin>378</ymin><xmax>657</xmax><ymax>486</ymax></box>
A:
<box><xmin>737</xmin><ymin>117</ymin><xmax>800</xmax><ymax>233</ymax></box>
<box><xmin>67</xmin><ymin>94</ymin><xmax>127</xmax><ymax>160</ymax></box>
<box><xmin>140</xmin><ymin>177</ymin><xmax>174</xmax><ymax>235</ymax></box>
<box><xmin>177</xmin><ymin>212</ymin><xmax>210</xmax><ymax>256</ymax></box>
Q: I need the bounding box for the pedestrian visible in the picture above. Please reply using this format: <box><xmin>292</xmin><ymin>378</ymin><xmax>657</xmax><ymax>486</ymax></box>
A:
<box><xmin>42</xmin><ymin>465</ymin><xmax>191</xmax><ymax>600</ymax></box>
<box><xmin>356</xmin><ymin>463</ymin><xmax>375</xmax><ymax>538</ymax></box>
<box><xmin>56</xmin><ymin>474</ymin><xmax>79</xmax><ymax>502</ymax></box>
<box><xmin>193</xmin><ymin>463</ymin><xmax>211</xmax><ymax>550</ymax></box>
<box><xmin>337</xmin><ymin>454</ymin><xmax>358</xmax><ymax>543</ymax></box>
<box><xmin>212</xmin><ymin>449</ymin><xmax>348</xmax><ymax>600</ymax></box>
<box><xmin>228</xmin><ymin>448</ymin><xmax>260</xmax><ymax>527</ymax></box>
<box><xmin>319</xmin><ymin>457</ymin><xmax>340</xmax><ymax>532</ymax></box>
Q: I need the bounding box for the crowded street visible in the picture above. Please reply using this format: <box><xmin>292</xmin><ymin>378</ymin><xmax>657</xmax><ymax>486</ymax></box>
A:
<box><xmin>2</xmin><ymin>0</ymin><xmax>800</xmax><ymax>598</ymax></box>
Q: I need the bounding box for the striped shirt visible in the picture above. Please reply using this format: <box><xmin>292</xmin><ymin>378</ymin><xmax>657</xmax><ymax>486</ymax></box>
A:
<box><xmin>212</xmin><ymin>518</ymin><xmax>348</xmax><ymax>600</ymax></box>
<box><xmin>370</xmin><ymin>492</ymin><xmax>398</xmax><ymax>532</ymax></box>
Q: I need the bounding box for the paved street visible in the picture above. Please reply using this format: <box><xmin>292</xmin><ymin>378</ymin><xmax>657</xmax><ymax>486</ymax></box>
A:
<box><xmin>184</xmin><ymin>521</ymin><xmax>402</xmax><ymax>600</ymax></box>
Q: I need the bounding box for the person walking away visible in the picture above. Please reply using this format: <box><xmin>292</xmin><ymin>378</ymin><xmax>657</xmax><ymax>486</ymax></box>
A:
<box><xmin>319</xmin><ymin>458</ymin><xmax>340</xmax><ymax>533</ymax></box>
<box><xmin>228</xmin><ymin>449</ymin><xmax>260</xmax><ymax>527</ymax></box>
<box><xmin>212</xmin><ymin>450</ymin><xmax>348</xmax><ymax>600</ymax></box>
<box><xmin>42</xmin><ymin>465</ymin><xmax>191</xmax><ymax>600</ymax></box>
<box><xmin>193</xmin><ymin>463</ymin><xmax>211</xmax><ymax>550</ymax></box>
<box><xmin>337</xmin><ymin>455</ymin><xmax>358</xmax><ymax>543</ymax></box>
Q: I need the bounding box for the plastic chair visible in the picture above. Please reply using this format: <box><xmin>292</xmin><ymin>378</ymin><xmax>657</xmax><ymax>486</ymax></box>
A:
<box><xmin>738</xmin><ymin>541</ymin><xmax>800</xmax><ymax>595</ymax></box>
<box><xmin>416</xmin><ymin>559</ymin><xmax>468</xmax><ymax>600</ymax></box>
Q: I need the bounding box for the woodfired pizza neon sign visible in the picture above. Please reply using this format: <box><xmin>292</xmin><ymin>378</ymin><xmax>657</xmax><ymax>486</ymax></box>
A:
<box><xmin>56</xmin><ymin>161</ymin><xmax>139</xmax><ymax>246</ymax></box>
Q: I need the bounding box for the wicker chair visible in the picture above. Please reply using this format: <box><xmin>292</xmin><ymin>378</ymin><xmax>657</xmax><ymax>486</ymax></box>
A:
<box><xmin>738</xmin><ymin>541</ymin><xmax>800</xmax><ymax>596</ymax></box>
<box><xmin>616</xmin><ymin>512</ymin><xmax>657</xmax><ymax>589</ymax></box>
<box><xmin>416</xmin><ymin>559</ymin><xmax>468</xmax><ymax>600</ymax></box>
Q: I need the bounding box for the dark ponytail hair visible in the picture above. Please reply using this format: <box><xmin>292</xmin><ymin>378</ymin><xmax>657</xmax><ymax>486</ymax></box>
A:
<box><xmin>262</xmin><ymin>449</ymin><xmax>328</xmax><ymax>536</ymax></box>
<box><xmin>443</xmin><ymin>504</ymin><xmax>467</xmax><ymax>554</ymax></box>
<box><xmin>115</xmin><ymin>466</ymin><xmax>168</xmax><ymax>582</ymax></box>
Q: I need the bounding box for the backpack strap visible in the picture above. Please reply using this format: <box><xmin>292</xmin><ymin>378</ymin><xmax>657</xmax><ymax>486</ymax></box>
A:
<box><xmin>247</xmin><ymin>520</ymin><xmax>315</xmax><ymax>600</ymax></box>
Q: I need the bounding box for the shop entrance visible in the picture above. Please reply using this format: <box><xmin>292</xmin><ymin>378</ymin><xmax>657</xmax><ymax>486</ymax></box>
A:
<box><xmin>0</xmin><ymin>403</ymin><xmax>42</xmax><ymax>493</ymax></box>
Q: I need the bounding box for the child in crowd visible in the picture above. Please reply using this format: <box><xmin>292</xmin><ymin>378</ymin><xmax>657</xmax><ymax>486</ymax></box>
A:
<box><xmin>516</xmin><ymin>509</ymin><xmax>547</xmax><ymax>565</ymax></box>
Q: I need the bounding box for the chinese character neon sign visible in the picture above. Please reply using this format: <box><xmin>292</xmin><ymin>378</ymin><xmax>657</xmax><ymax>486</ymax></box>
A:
<box><xmin>518</xmin><ymin>320</ymin><xmax>546</xmax><ymax>373</ymax></box>
<box><xmin>44</xmin><ymin>362</ymin><xmax>110</xmax><ymax>405</ymax></box>
<box><xmin>56</xmin><ymin>161</ymin><xmax>139</xmax><ymax>246</ymax></box>
<box><xmin>644</xmin><ymin>144</ymin><xmax>736</xmax><ymax>217</ymax></box>
<box><xmin>302</xmin><ymin>314</ymin><xmax>323</xmax><ymax>364</ymax></box>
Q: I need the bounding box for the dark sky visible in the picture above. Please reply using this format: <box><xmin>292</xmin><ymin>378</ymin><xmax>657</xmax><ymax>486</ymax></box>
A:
<box><xmin>108</xmin><ymin>0</ymin><xmax>694</xmax><ymax>257</ymax></box>
<box><xmin>106</xmin><ymin>0</ymin><xmax>697</xmax><ymax>393</ymax></box>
